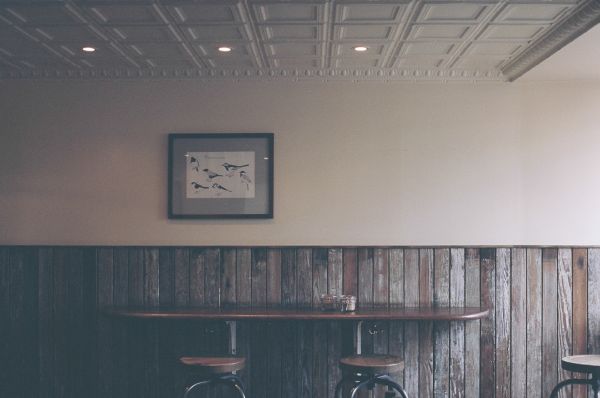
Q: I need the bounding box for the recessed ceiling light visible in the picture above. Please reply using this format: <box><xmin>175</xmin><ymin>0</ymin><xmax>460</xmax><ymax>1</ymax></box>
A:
<box><xmin>353</xmin><ymin>46</ymin><xmax>368</xmax><ymax>52</ymax></box>
<box><xmin>218</xmin><ymin>46</ymin><xmax>232</xmax><ymax>53</ymax></box>
<box><xmin>82</xmin><ymin>46</ymin><xmax>96</xmax><ymax>53</ymax></box>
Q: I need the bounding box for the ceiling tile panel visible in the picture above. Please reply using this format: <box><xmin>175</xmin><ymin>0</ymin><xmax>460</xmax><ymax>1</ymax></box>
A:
<box><xmin>167</xmin><ymin>4</ymin><xmax>240</xmax><ymax>24</ymax></box>
<box><xmin>267</xmin><ymin>43</ymin><xmax>320</xmax><ymax>57</ymax></box>
<box><xmin>87</xmin><ymin>5</ymin><xmax>163</xmax><ymax>25</ymax></box>
<box><xmin>465</xmin><ymin>42</ymin><xmax>523</xmax><ymax>56</ymax></box>
<box><xmin>396</xmin><ymin>56</ymin><xmax>444</xmax><ymax>68</ymax></box>
<box><xmin>29</xmin><ymin>25</ymin><xmax>101</xmax><ymax>42</ymax></box>
<box><xmin>184</xmin><ymin>25</ymin><xmax>248</xmax><ymax>41</ymax></box>
<box><xmin>334</xmin><ymin>57</ymin><xmax>379</xmax><ymax>68</ymax></box>
<box><xmin>495</xmin><ymin>3</ymin><xmax>573</xmax><ymax>23</ymax></box>
<box><xmin>110</xmin><ymin>26</ymin><xmax>177</xmax><ymax>42</ymax></box>
<box><xmin>403</xmin><ymin>42</ymin><xmax>456</xmax><ymax>56</ymax></box>
<box><xmin>333</xmin><ymin>43</ymin><xmax>386</xmax><ymax>57</ymax></box>
<box><xmin>335</xmin><ymin>3</ymin><xmax>406</xmax><ymax>23</ymax></box>
<box><xmin>335</xmin><ymin>25</ymin><xmax>393</xmax><ymax>40</ymax></box>
<box><xmin>260</xmin><ymin>25</ymin><xmax>319</xmax><ymax>41</ymax></box>
<box><xmin>417</xmin><ymin>2</ymin><xmax>492</xmax><ymax>23</ymax></box>
<box><xmin>479</xmin><ymin>24</ymin><xmax>546</xmax><ymax>41</ymax></box>
<box><xmin>273</xmin><ymin>58</ymin><xmax>319</xmax><ymax>68</ymax></box>
<box><xmin>254</xmin><ymin>3</ymin><xmax>321</xmax><ymax>23</ymax></box>
<box><xmin>3</xmin><ymin>5</ymin><xmax>79</xmax><ymax>25</ymax></box>
<box><xmin>409</xmin><ymin>24</ymin><xmax>472</xmax><ymax>40</ymax></box>
<box><xmin>129</xmin><ymin>42</ymin><xmax>189</xmax><ymax>58</ymax></box>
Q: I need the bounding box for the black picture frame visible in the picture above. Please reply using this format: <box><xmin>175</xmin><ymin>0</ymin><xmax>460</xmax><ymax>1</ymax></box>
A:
<box><xmin>168</xmin><ymin>133</ymin><xmax>274</xmax><ymax>219</ymax></box>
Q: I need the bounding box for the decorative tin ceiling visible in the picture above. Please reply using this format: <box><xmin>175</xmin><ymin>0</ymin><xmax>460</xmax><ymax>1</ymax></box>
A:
<box><xmin>0</xmin><ymin>0</ymin><xmax>598</xmax><ymax>81</ymax></box>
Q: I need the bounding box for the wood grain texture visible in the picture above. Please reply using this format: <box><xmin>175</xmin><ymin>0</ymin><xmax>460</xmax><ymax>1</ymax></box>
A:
<box><xmin>511</xmin><ymin>248</ymin><xmax>527</xmax><ymax>398</ymax></box>
<box><xmin>433</xmin><ymin>248</ymin><xmax>450</xmax><ymax>398</ymax></box>
<box><xmin>419</xmin><ymin>248</ymin><xmax>434</xmax><ymax>398</ymax></box>
<box><xmin>404</xmin><ymin>248</ymin><xmax>420</xmax><ymax>398</ymax></box>
<box><xmin>572</xmin><ymin>248</ymin><xmax>588</xmax><ymax>398</ymax></box>
<box><xmin>4</xmin><ymin>245</ymin><xmax>600</xmax><ymax>398</ymax></box>
<box><xmin>464</xmin><ymin>248</ymin><xmax>480</xmax><ymax>398</ymax></box>
<box><xmin>480</xmin><ymin>248</ymin><xmax>496</xmax><ymax>398</ymax></box>
<box><xmin>542</xmin><ymin>248</ymin><xmax>558</xmax><ymax>398</ymax></box>
<box><xmin>450</xmin><ymin>248</ymin><xmax>465</xmax><ymax>398</ymax></box>
<box><xmin>527</xmin><ymin>248</ymin><xmax>543</xmax><ymax>398</ymax></box>
<box><xmin>557</xmin><ymin>248</ymin><xmax>572</xmax><ymax>398</ymax></box>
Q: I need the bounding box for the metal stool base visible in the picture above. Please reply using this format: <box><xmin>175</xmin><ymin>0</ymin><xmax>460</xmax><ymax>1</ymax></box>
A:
<box><xmin>335</xmin><ymin>373</ymin><xmax>408</xmax><ymax>398</ymax></box>
<box><xmin>550</xmin><ymin>376</ymin><xmax>600</xmax><ymax>398</ymax></box>
<box><xmin>183</xmin><ymin>373</ymin><xmax>246</xmax><ymax>398</ymax></box>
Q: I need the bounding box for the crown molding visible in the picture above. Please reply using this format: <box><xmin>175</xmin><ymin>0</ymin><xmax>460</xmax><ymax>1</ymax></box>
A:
<box><xmin>0</xmin><ymin>67</ymin><xmax>504</xmax><ymax>82</ymax></box>
<box><xmin>501</xmin><ymin>0</ymin><xmax>600</xmax><ymax>82</ymax></box>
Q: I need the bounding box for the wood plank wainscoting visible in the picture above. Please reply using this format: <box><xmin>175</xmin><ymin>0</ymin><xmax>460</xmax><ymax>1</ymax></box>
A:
<box><xmin>0</xmin><ymin>246</ymin><xmax>598</xmax><ymax>398</ymax></box>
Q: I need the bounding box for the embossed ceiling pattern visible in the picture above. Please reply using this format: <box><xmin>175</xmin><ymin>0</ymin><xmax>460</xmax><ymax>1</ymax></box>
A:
<box><xmin>0</xmin><ymin>0</ymin><xmax>597</xmax><ymax>81</ymax></box>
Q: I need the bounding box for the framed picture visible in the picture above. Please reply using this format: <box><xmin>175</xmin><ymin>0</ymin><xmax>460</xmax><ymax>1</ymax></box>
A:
<box><xmin>168</xmin><ymin>133</ymin><xmax>274</xmax><ymax>219</ymax></box>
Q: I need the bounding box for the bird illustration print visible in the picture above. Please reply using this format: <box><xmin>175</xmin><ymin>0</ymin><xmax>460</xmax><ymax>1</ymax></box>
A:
<box><xmin>239</xmin><ymin>170</ymin><xmax>252</xmax><ymax>191</ymax></box>
<box><xmin>190</xmin><ymin>182</ymin><xmax>209</xmax><ymax>191</ymax></box>
<box><xmin>189</xmin><ymin>156</ymin><xmax>200</xmax><ymax>172</ymax></box>
<box><xmin>203</xmin><ymin>168</ymin><xmax>223</xmax><ymax>179</ymax></box>
<box><xmin>212</xmin><ymin>183</ymin><xmax>232</xmax><ymax>192</ymax></box>
<box><xmin>222</xmin><ymin>162</ymin><xmax>249</xmax><ymax>172</ymax></box>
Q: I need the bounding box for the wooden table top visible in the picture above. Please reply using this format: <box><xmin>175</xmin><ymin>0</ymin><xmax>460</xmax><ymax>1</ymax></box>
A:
<box><xmin>102</xmin><ymin>306</ymin><xmax>489</xmax><ymax>321</ymax></box>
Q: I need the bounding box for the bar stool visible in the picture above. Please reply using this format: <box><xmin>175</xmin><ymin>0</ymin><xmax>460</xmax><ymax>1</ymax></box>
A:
<box><xmin>334</xmin><ymin>354</ymin><xmax>408</xmax><ymax>398</ymax></box>
<box><xmin>180</xmin><ymin>356</ymin><xmax>247</xmax><ymax>398</ymax></box>
<box><xmin>550</xmin><ymin>355</ymin><xmax>600</xmax><ymax>398</ymax></box>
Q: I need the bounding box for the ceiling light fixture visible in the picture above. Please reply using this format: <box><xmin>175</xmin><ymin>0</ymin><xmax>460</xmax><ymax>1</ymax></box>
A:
<box><xmin>82</xmin><ymin>46</ymin><xmax>96</xmax><ymax>53</ymax></box>
<box><xmin>218</xmin><ymin>46</ymin><xmax>232</xmax><ymax>53</ymax></box>
<box><xmin>353</xmin><ymin>46</ymin><xmax>368</xmax><ymax>52</ymax></box>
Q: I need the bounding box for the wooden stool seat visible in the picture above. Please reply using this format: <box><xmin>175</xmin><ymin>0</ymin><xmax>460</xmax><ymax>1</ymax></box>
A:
<box><xmin>340</xmin><ymin>354</ymin><xmax>404</xmax><ymax>374</ymax></box>
<box><xmin>179</xmin><ymin>356</ymin><xmax>246</xmax><ymax>374</ymax></box>
<box><xmin>562</xmin><ymin>355</ymin><xmax>600</xmax><ymax>374</ymax></box>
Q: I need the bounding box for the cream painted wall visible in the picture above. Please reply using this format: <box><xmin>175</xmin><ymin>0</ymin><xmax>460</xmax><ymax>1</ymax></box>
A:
<box><xmin>0</xmin><ymin>79</ymin><xmax>599</xmax><ymax>246</ymax></box>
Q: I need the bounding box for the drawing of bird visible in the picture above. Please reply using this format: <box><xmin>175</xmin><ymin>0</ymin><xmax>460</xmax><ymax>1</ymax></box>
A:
<box><xmin>190</xmin><ymin>182</ymin><xmax>209</xmax><ymax>190</ymax></box>
<box><xmin>222</xmin><ymin>162</ymin><xmax>249</xmax><ymax>171</ymax></box>
<box><xmin>239</xmin><ymin>171</ymin><xmax>252</xmax><ymax>191</ymax></box>
<box><xmin>203</xmin><ymin>168</ymin><xmax>223</xmax><ymax>179</ymax></box>
<box><xmin>189</xmin><ymin>156</ymin><xmax>200</xmax><ymax>172</ymax></box>
<box><xmin>212</xmin><ymin>183</ymin><xmax>232</xmax><ymax>192</ymax></box>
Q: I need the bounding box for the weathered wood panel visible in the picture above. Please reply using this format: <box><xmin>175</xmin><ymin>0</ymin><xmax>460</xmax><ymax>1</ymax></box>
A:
<box><xmin>542</xmin><ymin>248</ymin><xmax>559</xmax><ymax>398</ymax></box>
<box><xmin>1</xmin><ymin>245</ymin><xmax>598</xmax><ymax>398</ymax></box>
<box><xmin>511</xmin><ymin>248</ymin><xmax>527</xmax><ymax>398</ymax></box>
<box><xmin>572</xmin><ymin>248</ymin><xmax>588</xmax><ymax>398</ymax></box>
<box><xmin>464</xmin><ymin>248</ymin><xmax>480</xmax><ymax>398</ymax></box>
<box><xmin>496</xmin><ymin>248</ymin><xmax>511</xmax><ymax>398</ymax></box>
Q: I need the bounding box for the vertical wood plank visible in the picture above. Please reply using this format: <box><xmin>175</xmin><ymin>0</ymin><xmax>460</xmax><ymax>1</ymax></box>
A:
<box><xmin>527</xmin><ymin>248</ymin><xmax>543</xmax><ymax>398</ymax></box>
<box><xmin>237</xmin><ymin>248</ymin><xmax>252</xmax><ymax>305</ymax></box>
<box><xmin>464</xmin><ymin>248</ymin><xmax>480</xmax><ymax>398</ymax></box>
<box><xmin>281</xmin><ymin>248</ymin><xmax>297</xmax><ymax>398</ymax></box>
<box><xmin>143</xmin><ymin>249</ymin><xmax>160</xmax><ymax>398</ymax></box>
<box><xmin>450</xmin><ymin>248</ymin><xmax>465</xmax><ymax>398</ymax></box>
<box><xmin>327</xmin><ymin>248</ymin><xmax>343</xmax><ymax>398</ymax></box>
<box><xmin>205</xmin><ymin>248</ymin><xmax>221</xmax><ymax>306</ymax></box>
<box><xmin>495</xmin><ymin>248</ymin><xmax>511</xmax><ymax>398</ymax></box>
<box><xmin>312</xmin><ymin>248</ymin><xmax>328</xmax><ymax>398</ymax></box>
<box><xmin>343</xmin><ymin>248</ymin><xmax>358</xmax><ymax>297</ymax></box>
<box><xmin>0</xmin><ymin>248</ymin><xmax>9</xmax><ymax>398</ymax></box>
<box><xmin>251</xmin><ymin>248</ymin><xmax>268</xmax><ymax>398</ymax></box>
<box><xmin>419</xmin><ymin>248</ymin><xmax>434</xmax><ymax>398</ymax></box>
<box><xmin>588</xmin><ymin>249</ymin><xmax>600</xmax><ymax>365</ymax></box>
<box><xmin>358</xmin><ymin>247</ymin><xmax>374</xmax><ymax>386</ymax></box>
<box><xmin>297</xmin><ymin>248</ymin><xmax>313</xmax><ymax>398</ymax></box>
<box><xmin>37</xmin><ymin>248</ymin><xmax>53</xmax><ymax>398</ymax></box>
<box><xmin>237</xmin><ymin>248</ymin><xmax>252</xmax><ymax>393</ymax></box>
<box><xmin>373</xmin><ymin>248</ymin><xmax>390</xmax><ymax>396</ymax></box>
<box><xmin>158</xmin><ymin>248</ymin><xmax>176</xmax><ymax>398</ymax></box>
<box><xmin>542</xmin><ymin>248</ymin><xmax>559</xmax><ymax>398</ymax></box>
<box><xmin>558</xmin><ymin>248</ymin><xmax>573</xmax><ymax>398</ymax></box>
<box><xmin>174</xmin><ymin>248</ymin><xmax>190</xmax><ymax>306</ymax></box>
<box><xmin>572</xmin><ymin>248</ymin><xmax>588</xmax><ymax>398</ymax></box>
<box><xmin>433</xmin><ymin>248</ymin><xmax>450</xmax><ymax>398</ymax></box>
<box><xmin>189</xmin><ymin>248</ymin><xmax>205</xmax><ymax>306</ymax></box>
<box><xmin>112</xmin><ymin>248</ymin><xmax>129</xmax><ymax>398</ymax></box>
<box><xmin>267</xmin><ymin>248</ymin><xmax>282</xmax><ymax>306</ymax></box>
<box><xmin>480</xmin><ymin>248</ymin><xmax>496</xmax><ymax>398</ymax></box>
<box><xmin>266</xmin><ymin>249</ymin><xmax>282</xmax><ymax>398</ymax></box>
<box><xmin>404</xmin><ymin>248</ymin><xmax>419</xmax><ymax>398</ymax></box>
<box><xmin>389</xmin><ymin>248</ymin><xmax>405</xmax><ymax>388</ymax></box>
<box><xmin>97</xmin><ymin>248</ymin><xmax>113</xmax><ymax>398</ymax></box>
<box><xmin>127</xmin><ymin>249</ymin><xmax>145</xmax><ymax>398</ymax></box>
<box><xmin>221</xmin><ymin>248</ymin><xmax>237</xmax><ymax>306</ymax></box>
<box><xmin>511</xmin><ymin>248</ymin><xmax>527</xmax><ymax>398</ymax></box>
